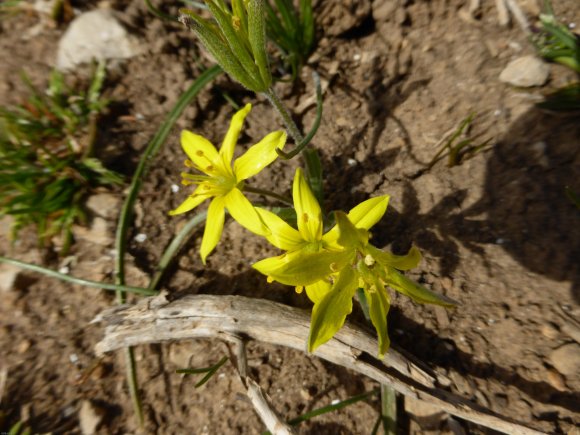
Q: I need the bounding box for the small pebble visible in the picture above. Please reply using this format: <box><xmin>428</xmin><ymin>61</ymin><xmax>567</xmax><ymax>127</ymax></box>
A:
<box><xmin>300</xmin><ymin>388</ymin><xmax>312</xmax><ymax>401</ymax></box>
<box><xmin>499</xmin><ymin>55</ymin><xmax>550</xmax><ymax>87</ymax></box>
<box><xmin>17</xmin><ymin>340</ymin><xmax>31</xmax><ymax>354</ymax></box>
<box><xmin>59</xmin><ymin>266</ymin><xmax>70</xmax><ymax>274</ymax></box>
<box><xmin>79</xmin><ymin>400</ymin><xmax>104</xmax><ymax>435</ymax></box>
<box><xmin>134</xmin><ymin>233</ymin><xmax>147</xmax><ymax>243</ymax></box>
<box><xmin>171</xmin><ymin>184</ymin><xmax>180</xmax><ymax>193</ymax></box>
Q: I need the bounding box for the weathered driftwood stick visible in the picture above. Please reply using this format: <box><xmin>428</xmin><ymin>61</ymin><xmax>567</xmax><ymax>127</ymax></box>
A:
<box><xmin>94</xmin><ymin>294</ymin><xmax>545</xmax><ymax>435</ymax></box>
<box><xmin>230</xmin><ymin>337</ymin><xmax>295</xmax><ymax>435</ymax></box>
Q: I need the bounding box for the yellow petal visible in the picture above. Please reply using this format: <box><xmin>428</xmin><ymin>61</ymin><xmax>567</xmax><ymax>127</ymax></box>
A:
<box><xmin>200</xmin><ymin>196</ymin><xmax>226</xmax><ymax>264</ymax></box>
<box><xmin>181</xmin><ymin>130</ymin><xmax>220</xmax><ymax>172</ymax></box>
<box><xmin>366</xmin><ymin>285</ymin><xmax>391</xmax><ymax>358</ymax></box>
<box><xmin>305</xmin><ymin>279</ymin><xmax>332</xmax><ymax>304</ymax></box>
<box><xmin>169</xmin><ymin>191</ymin><xmax>211</xmax><ymax>216</ymax></box>
<box><xmin>253</xmin><ymin>249</ymin><xmax>351</xmax><ymax>286</ymax></box>
<box><xmin>335</xmin><ymin>211</ymin><xmax>369</xmax><ymax>248</ymax></box>
<box><xmin>234</xmin><ymin>130</ymin><xmax>286</xmax><ymax>180</ymax></box>
<box><xmin>308</xmin><ymin>267</ymin><xmax>358</xmax><ymax>353</ymax></box>
<box><xmin>255</xmin><ymin>207</ymin><xmax>304</xmax><ymax>251</ymax></box>
<box><xmin>293</xmin><ymin>168</ymin><xmax>323</xmax><ymax>242</ymax></box>
<box><xmin>348</xmin><ymin>195</ymin><xmax>390</xmax><ymax>229</ymax></box>
<box><xmin>219</xmin><ymin>103</ymin><xmax>251</xmax><ymax>167</ymax></box>
<box><xmin>224</xmin><ymin>188</ymin><xmax>268</xmax><ymax>236</ymax></box>
<box><xmin>323</xmin><ymin>195</ymin><xmax>390</xmax><ymax>244</ymax></box>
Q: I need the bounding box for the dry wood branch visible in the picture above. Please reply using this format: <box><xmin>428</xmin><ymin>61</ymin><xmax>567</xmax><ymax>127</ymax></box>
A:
<box><xmin>94</xmin><ymin>294</ymin><xmax>545</xmax><ymax>435</ymax></box>
<box><xmin>230</xmin><ymin>337</ymin><xmax>295</xmax><ymax>435</ymax></box>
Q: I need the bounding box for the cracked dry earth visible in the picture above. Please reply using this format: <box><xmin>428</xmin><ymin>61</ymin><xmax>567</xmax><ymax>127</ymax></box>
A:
<box><xmin>1</xmin><ymin>0</ymin><xmax>580</xmax><ymax>434</ymax></box>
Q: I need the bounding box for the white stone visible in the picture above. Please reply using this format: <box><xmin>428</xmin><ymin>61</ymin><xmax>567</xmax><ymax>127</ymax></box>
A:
<box><xmin>86</xmin><ymin>193</ymin><xmax>121</xmax><ymax>220</ymax></box>
<box><xmin>57</xmin><ymin>9</ymin><xmax>141</xmax><ymax>71</ymax></box>
<box><xmin>0</xmin><ymin>265</ymin><xmax>20</xmax><ymax>293</ymax></box>
<box><xmin>79</xmin><ymin>400</ymin><xmax>104</xmax><ymax>435</ymax></box>
<box><xmin>499</xmin><ymin>55</ymin><xmax>550</xmax><ymax>88</ymax></box>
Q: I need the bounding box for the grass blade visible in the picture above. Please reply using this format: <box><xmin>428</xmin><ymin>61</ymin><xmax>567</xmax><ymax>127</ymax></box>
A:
<box><xmin>148</xmin><ymin>211</ymin><xmax>208</xmax><ymax>291</ymax></box>
<box><xmin>0</xmin><ymin>256</ymin><xmax>157</xmax><ymax>296</ymax></box>
<box><xmin>176</xmin><ymin>356</ymin><xmax>229</xmax><ymax>388</ymax></box>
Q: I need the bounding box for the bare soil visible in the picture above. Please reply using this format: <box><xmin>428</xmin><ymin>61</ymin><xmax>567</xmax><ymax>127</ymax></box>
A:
<box><xmin>1</xmin><ymin>0</ymin><xmax>579</xmax><ymax>434</ymax></box>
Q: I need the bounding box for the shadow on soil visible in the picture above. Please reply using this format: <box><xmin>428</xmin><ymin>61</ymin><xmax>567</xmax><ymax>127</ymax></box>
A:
<box><xmin>368</xmin><ymin>107</ymin><xmax>580</xmax><ymax>303</ymax></box>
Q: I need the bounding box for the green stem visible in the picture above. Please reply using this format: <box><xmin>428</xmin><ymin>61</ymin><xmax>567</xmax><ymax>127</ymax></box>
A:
<box><xmin>124</xmin><ymin>347</ymin><xmax>144</xmax><ymax>426</ymax></box>
<box><xmin>148</xmin><ymin>211</ymin><xmax>208</xmax><ymax>291</ymax></box>
<box><xmin>380</xmin><ymin>384</ymin><xmax>397</xmax><ymax>435</ymax></box>
<box><xmin>243</xmin><ymin>185</ymin><xmax>292</xmax><ymax>206</ymax></box>
<box><xmin>263</xmin><ymin>87</ymin><xmax>304</xmax><ymax>145</ymax></box>
<box><xmin>0</xmin><ymin>256</ymin><xmax>157</xmax><ymax>296</ymax></box>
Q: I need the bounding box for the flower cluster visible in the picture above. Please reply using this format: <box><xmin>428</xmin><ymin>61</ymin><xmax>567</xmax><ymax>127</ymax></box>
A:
<box><xmin>171</xmin><ymin>105</ymin><xmax>455</xmax><ymax>356</ymax></box>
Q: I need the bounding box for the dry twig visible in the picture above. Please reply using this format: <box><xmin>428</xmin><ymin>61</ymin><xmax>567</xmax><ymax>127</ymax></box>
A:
<box><xmin>230</xmin><ymin>336</ymin><xmax>295</xmax><ymax>435</ymax></box>
<box><xmin>94</xmin><ymin>294</ymin><xmax>545</xmax><ymax>435</ymax></box>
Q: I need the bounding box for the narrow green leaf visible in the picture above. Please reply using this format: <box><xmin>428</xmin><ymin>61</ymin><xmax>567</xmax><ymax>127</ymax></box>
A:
<box><xmin>179</xmin><ymin>10</ymin><xmax>261</xmax><ymax>90</ymax></box>
<box><xmin>248</xmin><ymin>0</ymin><xmax>272</xmax><ymax>88</ymax></box>
<box><xmin>204</xmin><ymin>1</ymin><xmax>266</xmax><ymax>90</ymax></box>
<box><xmin>386</xmin><ymin>268</ymin><xmax>457</xmax><ymax>307</ymax></box>
<box><xmin>176</xmin><ymin>356</ymin><xmax>229</xmax><ymax>388</ymax></box>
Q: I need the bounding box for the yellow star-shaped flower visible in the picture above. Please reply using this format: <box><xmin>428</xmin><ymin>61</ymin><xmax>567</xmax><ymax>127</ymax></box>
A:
<box><xmin>252</xmin><ymin>168</ymin><xmax>456</xmax><ymax>357</ymax></box>
<box><xmin>170</xmin><ymin>103</ymin><xmax>286</xmax><ymax>263</ymax></box>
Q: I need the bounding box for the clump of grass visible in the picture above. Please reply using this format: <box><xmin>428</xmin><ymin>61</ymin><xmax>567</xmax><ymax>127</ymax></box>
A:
<box><xmin>0</xmin><ymin>62</ymin><xmax>122</xmax><ymax>254</ymax></box>
<box><xmin>0</xmin><ymin>0</ymin><xmax>24</xmax><ymax>16</ymax></box>
<box><xmin>265</xmin><ymin>0</ymin><xmax>315</xmax><ymax>80</ymax></box>
<box><xmin>427</xmin><ymin>113</ymin><xmax>492</xmax><ymax>170</ymax></box>
<box><xmin>532</xmin><ymin>1</ymin><xmax>580</xmax><ymax>110</ymax></box>
<box><xmin>533</xmin><ymin>1</ymin><xmax>580</xmax><ymax>73</ymax></box>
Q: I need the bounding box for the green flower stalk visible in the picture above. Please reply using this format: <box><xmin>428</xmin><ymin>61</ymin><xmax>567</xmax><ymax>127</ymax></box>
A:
<box><xmin>170</xmin><ymin>103</ymin><xmax>286</xmax><ymax>263</ymax></box>
<box><xmin>179</xmin><ymin>0</ymin><xmax>272</xmax><ymax>92</ymax></box>
<box><xmin>252</xmin><ymin>169</ymin><xmax>457</xmax><ymax>357</ymax></box>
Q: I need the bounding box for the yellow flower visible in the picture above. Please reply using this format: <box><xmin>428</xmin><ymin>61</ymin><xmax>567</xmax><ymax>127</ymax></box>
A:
<box><xmin>170</xmin><ymin>103</ymin><xmax>286</xmax><ymax>263</ymax></box>
<box><xmin>253</xmin><ymin>168</ymin><xmax>390</xmax><ymax>302</ymax></box>
<box><xmin>253</xmin><ymin>169</ymin><xmax>456</xmax><ymax>357</ymax></box>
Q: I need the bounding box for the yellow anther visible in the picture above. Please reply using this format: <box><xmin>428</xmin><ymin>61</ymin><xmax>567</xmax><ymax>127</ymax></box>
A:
<box><xmin>195</xmin><ymin>150</ymin><xmax>204</xmax><ymax>156</ymax></box>
<box><xmin>267</xmin><ymin>276</ymin><xmax>274</xmax><ymax>283</ymax></box>
<box><xmin>364</xmin><ymin>254</ymin><xmax>375</xmax><ymax>267</ymax></box>
<box><xmin>302</xmin><ymin>213</ymin><xmax>309</xmax><ymax>223</ymax></box>
<box><xmin>295</xmin><ymin>286</ymin><xmax>304</xmax><ymax>294</ymax></box>
<box><xmin>329</xmin><ymin>262</ymin><xmax>338</xmax><ymax>272</ymax></box>
<box><xmin>358</xmin><ymin>278</ymin><xmax>365</xmax><ymax>288</ymax></box>
<box><xmin>206</xmin><ymin>165</ymin><xmax>214</xmax><ymax>172</ymax></box>
<box><xmin>184</xmin><ymin>159</ymin><xmax>195</xmax><ymax>168</ymax></box>
<box><xmin>232</xmin><ymin>15</ymin><xmax>241</xmax><ymax>31</ymax></box>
